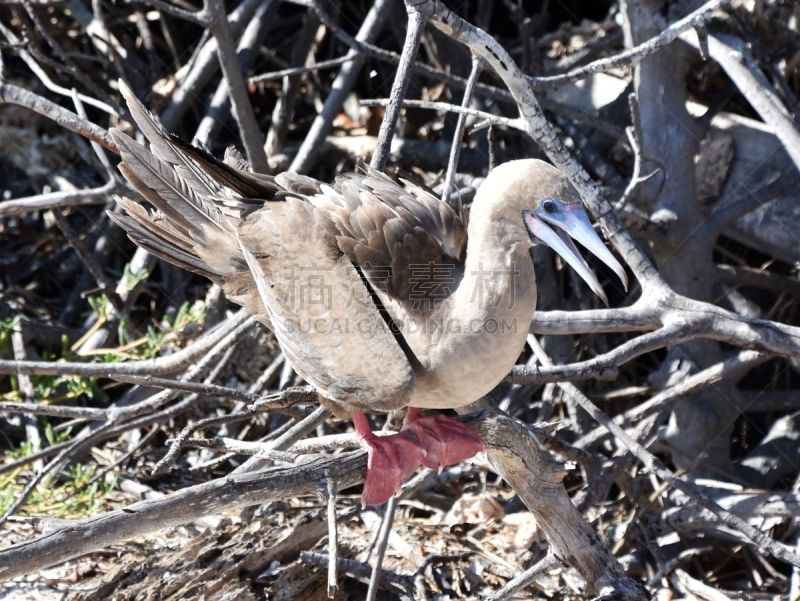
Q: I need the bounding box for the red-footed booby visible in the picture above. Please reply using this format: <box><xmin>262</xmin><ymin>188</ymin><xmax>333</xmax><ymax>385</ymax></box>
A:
<box><xmin>108</xmin><ymin>82</ymin><xmax>627</xmax><ymax>505</ymax></box>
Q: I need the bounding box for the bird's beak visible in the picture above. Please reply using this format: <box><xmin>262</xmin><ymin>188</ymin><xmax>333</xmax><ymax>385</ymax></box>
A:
<box><xmin>522</xmin><ymin>203</ymin><xmax>628</xmax><ymax>306</ymax></box>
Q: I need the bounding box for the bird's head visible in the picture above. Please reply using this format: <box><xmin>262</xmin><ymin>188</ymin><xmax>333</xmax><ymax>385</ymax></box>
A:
<box><xmin>477</xmin><ymin>159</ymin><xmax>628</xmax><ymax>306</ymax></box>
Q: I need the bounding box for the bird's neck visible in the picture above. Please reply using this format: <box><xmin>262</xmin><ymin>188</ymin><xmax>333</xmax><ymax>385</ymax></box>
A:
<box><xmin>406</xmin><ymin>217</ymin><xmax>537</xmax><ymax>409</ymax></box>
<box><xmin>450</xmin><ymin>215</ymin><xmax>537</xmax><ymax>327</ymax></box>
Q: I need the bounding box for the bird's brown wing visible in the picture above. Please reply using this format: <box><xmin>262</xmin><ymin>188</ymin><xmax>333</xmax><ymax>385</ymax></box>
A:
<box><xmin>297</xmin><ymin>167</ymin><xmax>469</xmax><ymax>318</ymax></box>
<box><xmin>110</xmin><ymin>83</ymin><xmax>415</xmax><ymax>414</ymax></box>
<box><xmin>236</xmin><ymin>200</ymin><xmax>416</xmax><ymax>412</ymax></box>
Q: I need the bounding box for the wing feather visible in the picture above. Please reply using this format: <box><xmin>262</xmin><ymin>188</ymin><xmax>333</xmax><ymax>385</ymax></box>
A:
<box><xmin>237</xmin><ymin>200</ymin><xmax>415</xmax><ymax>412</ymax></box>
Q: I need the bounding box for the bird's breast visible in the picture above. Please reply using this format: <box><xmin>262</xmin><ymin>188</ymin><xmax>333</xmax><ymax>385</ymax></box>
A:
<box><xmin>405</xmin><ymin>281</ymin><xmax>537</xmax><ymax>410</ymax></box>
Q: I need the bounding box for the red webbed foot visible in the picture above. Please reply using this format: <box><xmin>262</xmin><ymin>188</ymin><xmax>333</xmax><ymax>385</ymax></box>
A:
<box><xmin>354</xmin><ymin>413</ymin><xmax>425</xmax><ymax>506</ymax></box>
<box><xmin>401</xmin><ymin>408</ymin><xmax>486</xmax><ymax>471</ymax></box>
<box><xmin>353</xmin><ymin>409</ymin><xmax>485</xmax><ymax>505</ymax></box>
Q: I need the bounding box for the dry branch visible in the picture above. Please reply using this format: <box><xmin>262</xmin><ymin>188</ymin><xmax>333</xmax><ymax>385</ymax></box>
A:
<box><xmin>0</xmin><ymin>83</ymin><xmax>116</xmax><ymax>153</ymax></box>
<box><xmin>290</xmin><ymin>0</ymin><xmax>395</xmax><ymax>173</ymax></box>
<box><xmin>0</xmin><ymin>452</ymin><xmax>368</xmax><ymax>581</ymax></box>
<box><xmin>0</xmin><ymin>310</ymin><xmax>253</xmax><ymax>378</ymax></box>
<box><xmin>682</xmin><ymin>29</ymin><xmax>800</xmax><ymax>171</ymax></box>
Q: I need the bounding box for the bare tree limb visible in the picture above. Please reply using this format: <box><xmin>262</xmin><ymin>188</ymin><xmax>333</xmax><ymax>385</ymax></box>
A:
<box><xmin>0</xmin><ymin>310</ymin><xmax>253</xmax><ymax>378</ymax></box>
<box><xmin>203</xmin><ymin>0</ymin><xmax>269</xmax><ymax>172</ymax></box>
<box><xmin>0</xmin><ymin>452</ymin><xmax>368</xmax><ymax>582</ymax></box>
<box><xmin>264</xmin><ymin>7</ymin><xmax>320</xmax><ymax>166</ymax></box>
<box><xmin>194</xmin><ymin>0</ymin><xmax>278</xmax><ymax>149</ymax></box>
<box><xmin>290</xmin><ymin>0</ymin><xmax>395</xmax><ymax>173</ymax></box>
<box><xmin>683</xmin><ymin>30</ymin><xmax>800</xmax><ymax>172</ymax></box>
<box><xmin>485</xmin><ymin>552</ymin><xmax>561</xmax><ymax>601</ymax></box>
<box><xmin>576</xmin><ymin>349</ymin><xmax>766</xmax><ymax>450</ymax></box>
<box><xmin>323</xmin><ymin>477</ymin><xmax>339</xmax><ymax>597</ymax></box>
<box><xmin>0</xmin><ymin>21</ymin><xmax>119</xmax><ymax>117</ymax></box>
<box><xmin>0</xmin><ymin>179</ymin><xmax>125</xmax><ymax>218</ymax></box>
<box><xmin>0</xmin><ymin>82</ymin><xmax>116</xmax><ymax>153</ymax></box>
<box><xmin>370</xmin><ymin>4</ymin><xmax>427</xmax><ymax>171</ymax></box>
<box><xmin>442</xmin><ymin>54</ymin><xmax>484</xmax><ymax>205</ymax></box>
<box><xmin>360</xmin><ymin>98</ymin><xmax>520</xmax><ymax>128</ymax></box>
<box><xmin>159</xmin><ymin>0</ymin><xmax>265</xmax><ymax>130</ymax></box>
<box><xmin>251</xmin><ymin>55</ymin><xmax>353</xmax><ymax>84</ymax></box>
<box><xmin>301</xmin><ymin>550</ymin><xmax>412</xmax><ymax>592</ymax></box>
<box><xmin>466</xmin><ymin>404</ymin><xmax>648</xmax><ymax>599</ymax></box>
<box><xmin>366</xmin><ymin>496</ymin><xmax>397</xmax><ymax>601</ymax></box>
<box><xmin>525</xmin><ymin>0</ymin><xmax>727</xmax><ymax>91</ymax></box>
<box><xmin>509</xmin><ymin>322</ymin><xmax>693</xmax><ymax>385</ymax></box>
<box><xmin>715</xmin><ymin>263</ymin><xmax>800</xmax><ymax>297</ymax></box>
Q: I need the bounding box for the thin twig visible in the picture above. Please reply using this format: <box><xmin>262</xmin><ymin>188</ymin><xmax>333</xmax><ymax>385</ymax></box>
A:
<box><xmin>203</xmin><ymin>0</ymin><xmax>269</xmax><ymax>172</ymax></box>
<box><xmin>370</xmin><ymin>5</ymin><xmax>427</xmax><ymax>171</ymax></box>
<box><xmin>232</xmin><ymin>405</ymin><xmax>331</xmax><ymax>473</ymax></box>
<box><xmin>0</xmin><ymin>83</ymin><xmax>116</xmax><ymax>153</ymax></box>
<box><xmin>442</xmin><ymin>54</ymin><xmax>484</xmax><ymax>205</ymax></box>
<box><xmin>524</xmin><ymin>0</ymin><xmax>727</xmax><ymax>91</ymax></box>
<box><xmin>508</xmin><ymin>322</ymin><xmax>692</xmax><ymax>385</ymax></box>
<box><xmin>194</xmin><ymin>0</ymin><xmax>277</xmax><ymax>149</ymax></box>
<box><xmin>0</xmin><ymin>310</ymin><xmax>253</xmax><ymax>377</ymax></box>
<box><xmin>0</xmin><ymin>21</ymin><xmax>119</xmax><ymax>116</ymax></box>
<box><xmin>366</xmin><ymin>496</ymin><xmax>398</xmax><ymax>601</ymax></box>
<box><xmin>107</xmin><ymin>374</ymin><xmax>264</xmax><ymax>406</ymax></box>
<box><xmin>159</xmin><ymin>0</ymin><xmax>265</xmax><ymax>130</ymax></box>
<box><xmin>0</xmin><ymin>402</ymin><xmax>108</xmax><ymax>420</ymax></box>
<box><xmin>154</xmin><ymin>410</ymin><xmax>255</xmax><ymax>474</ymax></box>
<box><xmin>251</xmin><ymin>55</ymin><xmax>353</xmax><ymax>83</ymax></box>
<box><xmin>574</xmin><ymin>349</ymin><xmax>766</xmax><ymax>450</ymax></box>
<box><xmin>324</xmin><ymin>477</ymin><xmax>338</xmax><ymax>597</ymax></box>
<box><xmin>360</xmin><ymin>98</ymin><xmax>520</xmax><ymax>129</ymax></box>
<box><xmin>300</xmin><ymin>550</ymin><xmax>412</xmax><ymax>591</ymax></box>
<box><xmin>263</xmin><ymin>13</ymin><xmax>320</xmax><ymax>165</ymax></box>
<box><xmin>615</xmin><ymin>93</ymin><xmax>660</xmax><ymax>211</ymax></box>
<box><xmin>290</xmin><ymin>0</ymin><xmax>395</xmax><ymax>173</ymax></box>
<box><xmin>10</xmin><ymin>326</ymin><xmax>43</xmax><ymax>474</ymax></box>
<box><xmin>50</xmin><ymin>209</ymin><xmax>124</xmax><ymax>312</ymax></box>
<box><xmin>682</xmin><ymin>30</ymin><xmax>800</xmax><ymax>171</ymax></box>
<box><xmin>0</xmin><ymin>452</ymin><xmax>368</xmax><ymax>582</ymax></box>
<box><xmin>485</xmin><ymin>552</ymin><xmax>561</xmax><ymax>601</ymax></box>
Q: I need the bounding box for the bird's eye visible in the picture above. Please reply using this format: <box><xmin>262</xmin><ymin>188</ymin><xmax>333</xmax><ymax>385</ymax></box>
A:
<box><xmin>543</xmin><ymin>199</ymin><xmax>558</xmax><ymax>214</ymax></box>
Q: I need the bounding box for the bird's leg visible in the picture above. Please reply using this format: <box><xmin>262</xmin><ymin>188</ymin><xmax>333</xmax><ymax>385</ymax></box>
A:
<box><xmin>400</xmin><ymin>408</ymin><xmax>486</xmax><ymax>472</ymax></box>
<box><xmin>353</xmin><ymin>412</ymin><xmax>425</xmax><ymax>506</ymax></box>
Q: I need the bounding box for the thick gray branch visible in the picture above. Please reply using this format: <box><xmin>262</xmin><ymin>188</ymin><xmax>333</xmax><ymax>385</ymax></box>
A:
<box><xmin>0</xmin><ymin>452</ymin><xmax>368</xmax><ymax>581</ymax></box>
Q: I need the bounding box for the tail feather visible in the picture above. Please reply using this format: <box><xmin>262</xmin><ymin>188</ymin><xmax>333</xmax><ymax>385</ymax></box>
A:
<box><xmin>108</xmin><ymin>211</ymin><xmax>221</xmax><ymax>281</ymax></box>
<box><xmin>114</xmin><ymin>195</ymin><xmax>202</xmax><ymax>259</ymax></box>
<box><xmin>167</xmin><ymin>136</ymin><xmax>279</xmax><ymax>200</ymax></box>
<box><xmin>118</xmin><ymin>81</ymin><xmax>224</xmax><ymax>202</ymax></box>
<box><xmin>117</xmin><ymin>162</ymin><xmax>195</xmax><ymax>239</ymax></box>
<box><xmin>111</xmin><ymin>129</ymin><xmax>224</xmax><ymax>239</ymax></box>
<box><xmin>110</xmin><ymin>80</ymin><xmax>280</xmax><ymax>327</ymax></box>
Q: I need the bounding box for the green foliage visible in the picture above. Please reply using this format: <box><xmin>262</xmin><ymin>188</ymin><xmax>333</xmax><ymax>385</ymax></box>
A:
<box><xmin>23</xmin><ymin>373</ymin><xmax>109</xmax><ymax>405</ymax></box>
<box><xmin>0</xmin><ymin>285</ymin><xmax>205</xmax><ymax>521</ymax></box>
<box><xmin>133</xmin><ymin>300</ymin><xmax>206</xmax><ymax>360</ymax></box>
<box><xmin>0</xmin><ymin>315</ymin><xmax>21</xmax><ymax>358</ymax></box>
<box><xmin>44</xmin><ymin>422</ymin><xmax>72</xmax><ymax>446</ymax></box>
<box><xmin>0</xmin><ymin>459</ymin><xmax>117</xmax><ymax>519</ymax></box>
<box><xmin>121</xmin><ymin>262</ymin><xmax>149</xmax><ymax>293</ymax></box>
<box><xmin>4</xmin><ymin>440</ymin><xmax>37</xmax><ymax>461</ymax></box>
<box><xmin>87</xmin><ymin>293</ymin><xmax>110</xmax><ymax>320</ymax></box>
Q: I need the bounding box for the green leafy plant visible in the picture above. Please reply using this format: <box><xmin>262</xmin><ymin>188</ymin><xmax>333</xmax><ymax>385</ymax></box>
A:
<box><xmin>0</xmin><ymin>315</ymin><xmax>21</xmax><ymax>359</ymax></box>
<box><xmin>0</xmin><ymin>457</ymin><xmax>117</xmax><ymax>519</ymax></box>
